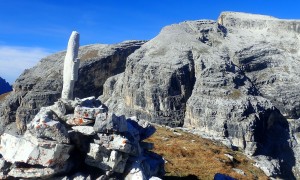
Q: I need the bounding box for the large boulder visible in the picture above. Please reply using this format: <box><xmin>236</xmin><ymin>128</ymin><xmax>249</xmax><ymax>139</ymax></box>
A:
<box><xmin>0</xmin><ymin>133</ymin><xmax>72</xmax><ymax>167</ymax></box>
<box><xmin>26</xmin><ymin>107</ymin><xmax>70</xmax><ymax>143</ymax></box>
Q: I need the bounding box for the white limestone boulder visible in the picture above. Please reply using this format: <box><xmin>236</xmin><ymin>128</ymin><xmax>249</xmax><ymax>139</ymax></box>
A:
<box><xmin>27</xmin><ymin>108</ymin><xmax>70</xmax><ymax>144</ymax></box>
<box><xmin>49</xmin><ymin>100</ymin><xmax>67</xmax><ymax>118</ymax></box>
<box><xmin>125</xmin><ymin>161</ymin><xmax>147</xmax><ymax>180</ymax></box>
<box><xmin>0</xmin><ymin>133</ymin><xmax>72</xmax><ymax>167</ymax></box>
<box><xmin>94</xmin><ymin>134</ymin><xmax>132</xmax><ymax>153</ymax></box>
<box><xmin>93</xmin><ymin>113</ymin><xmax>127</xmax><ymax>133</ymax></box>
<box><xmin>85</xmin><ymin>143</ymin><xmax>128</xmax><ymax>173</ymax></box>
<box><xmin>74</xmin><ymin>106</ymin><xmax>106</xmax><ymax>120</ymax></box>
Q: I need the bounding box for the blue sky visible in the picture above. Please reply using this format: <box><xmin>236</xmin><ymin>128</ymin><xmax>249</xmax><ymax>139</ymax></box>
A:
<box><xmin>1</xmin><ymin>0</ymin><xmax>300</xmax><ymax>84</ymax></box>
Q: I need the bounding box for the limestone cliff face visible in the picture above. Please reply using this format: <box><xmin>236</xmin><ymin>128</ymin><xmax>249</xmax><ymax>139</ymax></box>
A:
<box><xmin>0</xmin><ymin>41</ymin><xmax>144</xmax><ymax>134</ymax></box>
<box><xmin>101</xmin><ymin>12</ymin><xmax>300</xmax><ymax>178</ymax></box>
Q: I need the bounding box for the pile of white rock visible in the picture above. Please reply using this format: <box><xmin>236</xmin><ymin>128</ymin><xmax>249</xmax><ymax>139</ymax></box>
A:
<box><xmin>0</xmin><ymin>96</ymin><xmax>164</xmax><ymax>179</ymax></box>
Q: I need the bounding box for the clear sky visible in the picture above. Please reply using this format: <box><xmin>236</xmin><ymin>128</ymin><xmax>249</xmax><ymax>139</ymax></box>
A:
<box><xmin>1</xmin><ymin>0</ymin><xmax>300</xmax><ymax>84</ymax></box>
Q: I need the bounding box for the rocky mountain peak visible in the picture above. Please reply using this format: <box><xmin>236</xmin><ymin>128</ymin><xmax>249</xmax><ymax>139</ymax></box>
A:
<box><xmin>1</xmin><ymin>12</ymin><xmax>300</xmax><ymax>178</ymax></box>
<box><xmin>218</xmin><ymin>11</ymin><xmax>300</xmax><ymax>34</ymax></box>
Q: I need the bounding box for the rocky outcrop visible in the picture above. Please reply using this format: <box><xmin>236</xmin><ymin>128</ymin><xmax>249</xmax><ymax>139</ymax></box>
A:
<box><xmin>0</xmin><ymin>40</ymin><xmax>145</xmax><ymax>134</ymax></box>
<box><xmin>101</xmin><ymin>12</ymin><xmax>300</xmax><ymax>179</ymax></box>
<box><xmin>0</xmin><ymin>77</ymin><xmax>12</xmax><ymax>95</ymax></box>
<box><xmin>0</xmin><ymin>96</ymin><xmax>164</xmax><ymax>179</ymax></box>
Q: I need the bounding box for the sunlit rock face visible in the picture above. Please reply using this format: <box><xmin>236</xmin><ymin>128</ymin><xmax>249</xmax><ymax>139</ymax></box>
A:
<box><xmin>101</xmin><ymin>12</ymin><xmax>300</xmax><ymax>179</ymax></box>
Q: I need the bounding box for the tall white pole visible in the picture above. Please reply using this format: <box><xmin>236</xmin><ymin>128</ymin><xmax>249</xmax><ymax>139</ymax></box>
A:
<box><xmin>61</xmin><ymin>31</ymin><xmax>80</xmax><ymax>100</ymax></box>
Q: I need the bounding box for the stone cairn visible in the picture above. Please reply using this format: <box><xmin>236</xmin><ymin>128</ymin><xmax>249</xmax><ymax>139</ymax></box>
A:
<box><xmin>0</xmin><ymin>96</ymin><xmax>164</xmax><ymax>179</ymax></box>
<box><xmin>0</xmin><ymin>32</ymin><xmax>164</xmax><ymax>179</ymax></box>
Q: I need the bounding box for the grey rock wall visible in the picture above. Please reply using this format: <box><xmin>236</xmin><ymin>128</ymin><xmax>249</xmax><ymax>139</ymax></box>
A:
<box><xmin>101</xmin><ymin>12</ymin><xmax>300</xmax><ymax>179</ymax></box>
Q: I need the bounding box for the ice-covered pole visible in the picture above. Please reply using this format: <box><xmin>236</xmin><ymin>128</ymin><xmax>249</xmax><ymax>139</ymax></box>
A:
<box><xmin>61</xmin><ymin>31</ymin><xmax>80</xmax><ymax>100</ymax></box>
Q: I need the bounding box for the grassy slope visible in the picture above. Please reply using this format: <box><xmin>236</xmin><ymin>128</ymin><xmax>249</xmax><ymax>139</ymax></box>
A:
<box><xmin>146</xmin><ymin>125</ymin><xmax>268</xmax><ymax>180</ymax></box>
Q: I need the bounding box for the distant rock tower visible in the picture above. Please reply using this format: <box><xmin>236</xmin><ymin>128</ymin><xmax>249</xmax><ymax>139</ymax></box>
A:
<box><xmin>61</xmin><ymin>31</ymin><xmax>80</xmax><ymax>100</ymax></box>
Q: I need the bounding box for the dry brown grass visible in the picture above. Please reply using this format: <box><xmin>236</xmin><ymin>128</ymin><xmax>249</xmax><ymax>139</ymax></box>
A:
<box><xmin>0</xmin><ymin>92</ymin><xmax>10</xmax><ymax>102</ymax></box>
<box><xmin>229</xmin><ymin>89</ymin><xmax>242</xmax><ymax>99</ymax></box>
<box><xmin>146</xmin><ymin>126</ymin><xmax>268</xmax><ymax>180</ymax></box>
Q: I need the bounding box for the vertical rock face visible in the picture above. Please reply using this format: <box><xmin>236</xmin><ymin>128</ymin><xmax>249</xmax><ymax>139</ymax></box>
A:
<box><xmin>0</xmin><ymin>77</ymin><xmax>12</xmax><ymax>95</ymax></box>
<box><xmin>102</xmin><ymin>23</ymin><xmax>201</xmax><ymax>126</ymax></box>
<box><xmin>62</xmin><ymin>31</ymin><xmax>80</xmax><ymax>100</ymax></box>
<box><xmin>101</xmin><ymin>12</ymin><xmax>300</xmax><ymax>178</ymax></box>
<box><xmin>0</xmin><ymin>41</ymin><xmax>145</xmax><ymax>134</ymax></box>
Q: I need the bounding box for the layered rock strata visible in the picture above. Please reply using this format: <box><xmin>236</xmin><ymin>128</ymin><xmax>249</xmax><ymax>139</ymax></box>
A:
<box><xmin>101</xmin><ymin>12</ymin><xmax>300</xmax><ymax>179</ymax></box>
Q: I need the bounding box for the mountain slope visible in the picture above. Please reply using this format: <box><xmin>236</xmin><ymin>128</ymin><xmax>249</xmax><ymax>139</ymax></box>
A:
<box><xmin>147</xmin><ymin>125</ymin><xmax>268</xmax><ymax>179</ymax></box>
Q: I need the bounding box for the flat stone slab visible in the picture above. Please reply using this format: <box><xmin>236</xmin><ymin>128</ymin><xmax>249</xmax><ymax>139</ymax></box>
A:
<box><xmin>72</xmin><ymin>126</ymin><xmax>96</xmax><ymax>136</ymax></box>
<box><xmin>8</xmin><ymin>164</ymin><xmax>69</xmax><ymax>179</ymax></box>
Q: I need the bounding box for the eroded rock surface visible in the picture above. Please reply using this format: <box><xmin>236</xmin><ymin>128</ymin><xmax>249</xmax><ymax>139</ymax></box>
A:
<box><xmin>101</xmin><ymin>12</ymin><xmax>300</xmax><ymax>179</ymax></box>
<box><xmin>0</xmin><ymin>133</ymin><xmax>72</xmax><ymax>167</ymax></box>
